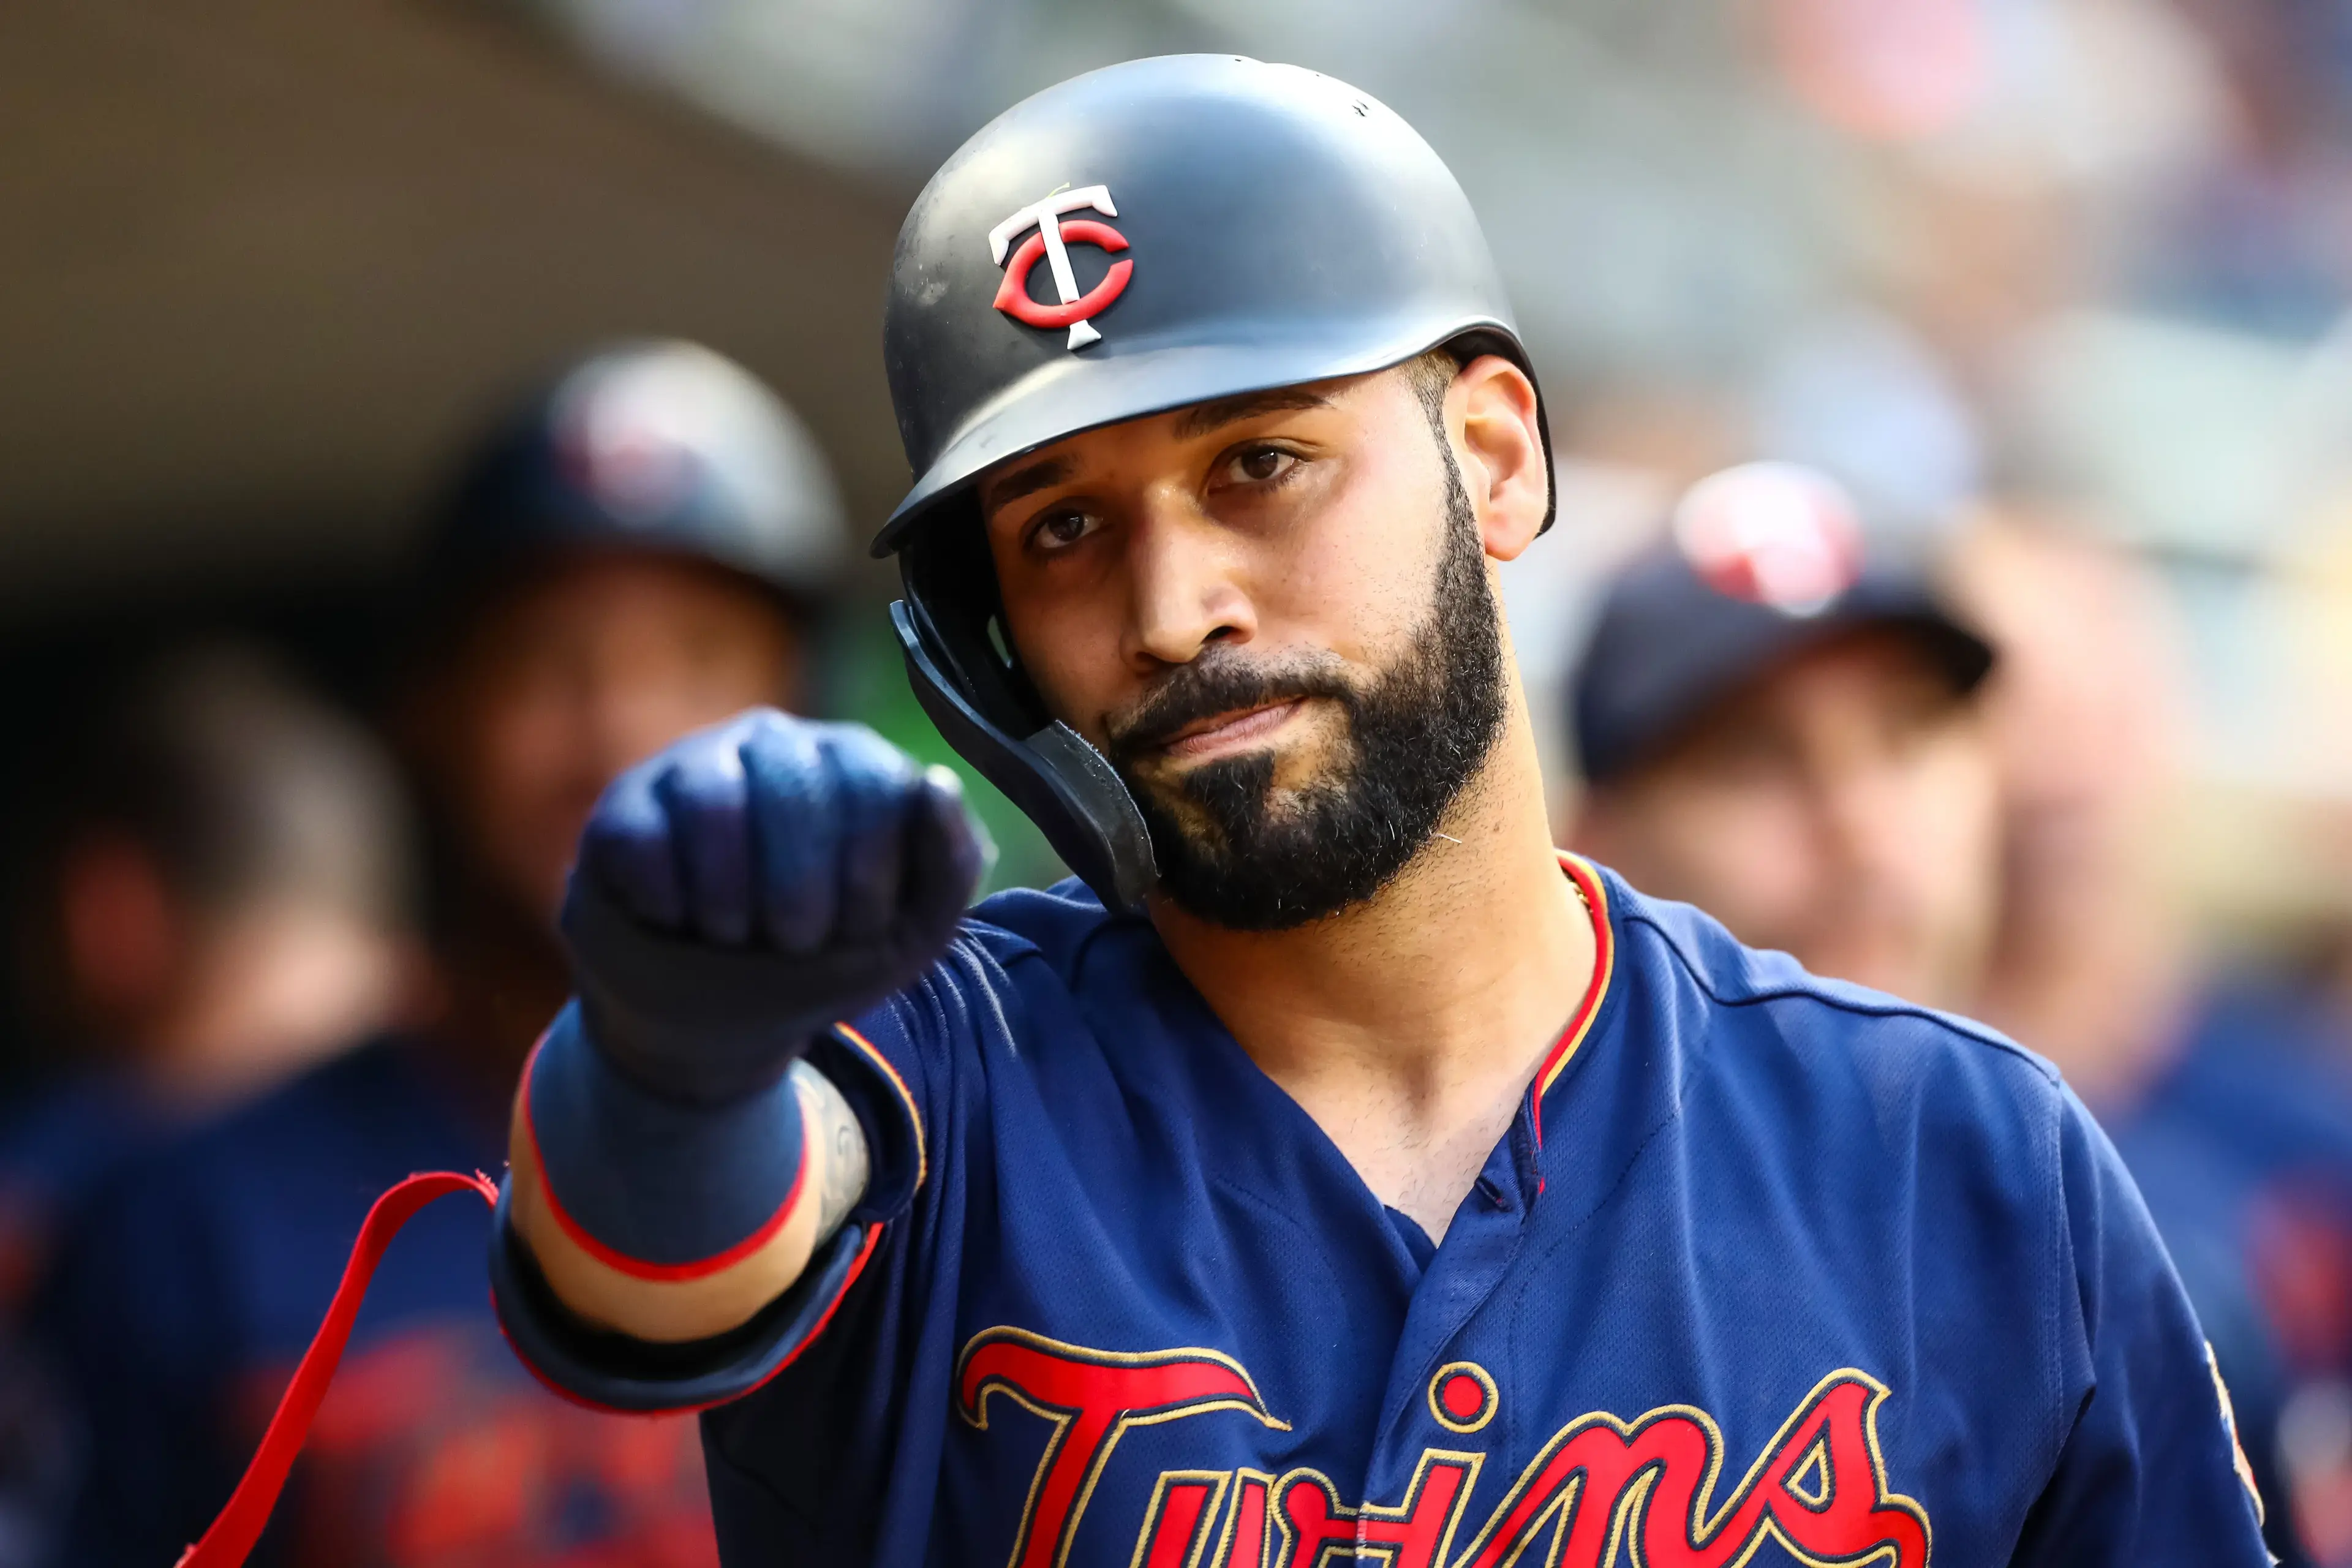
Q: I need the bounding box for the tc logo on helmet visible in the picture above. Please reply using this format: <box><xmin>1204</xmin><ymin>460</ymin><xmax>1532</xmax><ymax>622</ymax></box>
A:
<box><xmin>988</xmin><ymin>186</ymin><xmax>1133</xmax><ymax>350</ymax></box>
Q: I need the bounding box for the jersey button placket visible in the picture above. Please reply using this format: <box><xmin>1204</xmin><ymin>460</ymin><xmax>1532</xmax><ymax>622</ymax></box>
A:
<box><xmin>1365</xmin><ymin>1115</ymin><xmax>1536</xmax><ymax>1495</ymax></box>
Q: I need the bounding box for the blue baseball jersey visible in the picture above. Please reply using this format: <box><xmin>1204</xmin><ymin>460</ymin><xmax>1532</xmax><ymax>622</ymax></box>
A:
<box><xmin>499</xmin><ymin>859</ymin><xmax>2271</xmax><ymax>1566</ymax></box>
<box><xmin>0</xmin><ymin>1074</ymin><xmax>177</xmax><ymax>1566</ymax></box>
<box><xmin>2106</xmin><ymin>983</ymin><xmax>2352</xmax><ymax>1566</ymax></box>
<box><xmin>38</xmin><ymin>1036</ymin><xmax>717</xmax><ymax>1568</ymax></box>
<box><xmin>0</xmin><ymin>1075</ymin><xmax>168</xmax><ymax>1312</ymax></box>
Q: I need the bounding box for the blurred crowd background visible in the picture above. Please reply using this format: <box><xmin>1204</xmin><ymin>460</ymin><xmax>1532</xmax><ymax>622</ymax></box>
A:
<box><xmin>11</xmin><ymin>0</ymin><xmax>2352</xmax><ymax>1563</ymax></box>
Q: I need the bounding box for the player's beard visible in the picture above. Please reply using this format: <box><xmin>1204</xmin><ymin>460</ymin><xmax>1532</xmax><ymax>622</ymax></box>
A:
<box><xmin>1103</xmin><ymin>451</ymin><xmax>1506</xmax><ymax>931</ymax></box>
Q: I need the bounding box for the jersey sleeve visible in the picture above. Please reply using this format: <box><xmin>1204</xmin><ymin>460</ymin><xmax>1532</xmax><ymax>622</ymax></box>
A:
<box><xmin>2009</xmin><ymin>1087</ymin><xmax>2275</xmax><ymax>1565</ymax></box>
<box><xmin>489</xmin><ymin>960</ymin><xmax>948</xmax><ymax>1417</ymax></box>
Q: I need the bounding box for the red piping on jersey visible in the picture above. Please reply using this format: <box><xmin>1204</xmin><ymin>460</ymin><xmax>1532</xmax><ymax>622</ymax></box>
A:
<box><xmin>832</xmin><ymin>1020</ymin><xmax>928</xmax><ymax>1196</ymax></box>
<box><xmin>516</xmin><ymin>1039</ymin><xmax>810</xmax><ymax>1283</ymax></box>
<box><xmin>175</xmin><ymin>1169</ymin><xmax>499</xmax><ymax>1568</ymax></box>
<box><xmin>1529</xmin><ymin>854</ymin><xmax>1616</xmax><ymax>1170</ymax></box>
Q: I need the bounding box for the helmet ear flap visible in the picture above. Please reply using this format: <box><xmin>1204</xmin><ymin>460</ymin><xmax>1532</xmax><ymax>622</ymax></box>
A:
<box><xmin>893</xmin><ymin>508</ymin><xmax>1158</xmax><ymax>913</ymax></box>
<box><xmin>899</xmin><ymin>507</ymin><xmax>1050</xmax><ymax>733</ymax></box>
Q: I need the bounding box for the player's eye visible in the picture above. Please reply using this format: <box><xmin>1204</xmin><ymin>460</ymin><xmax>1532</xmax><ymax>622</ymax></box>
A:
<box><xmin>1219</xmin><ymin>444</ymin><xmax>1300</xmax><ymax>488</ymax></box>
<box><xmin>1026</xmin><ymin>506</ymin><xmax>1102</xmax><ymax>554</ymax></box>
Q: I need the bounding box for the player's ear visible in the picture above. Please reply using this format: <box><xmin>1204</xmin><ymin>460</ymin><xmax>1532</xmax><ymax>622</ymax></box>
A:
<box><xmin>1449</xmin><ymin>355</ymin><xmax>1548</xmax><ymax>564</ymax></box>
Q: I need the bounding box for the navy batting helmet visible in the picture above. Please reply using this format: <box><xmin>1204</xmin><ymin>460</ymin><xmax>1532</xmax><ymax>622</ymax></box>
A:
<box><xmin>878</xmin><ymin>55</ymin><xmax>1551</xmax><ymax>911</ymax></box>
<box><xmin>425</xmin><ymin>339</ymin><xmax>846</xmax><ymax>608</ymax></box>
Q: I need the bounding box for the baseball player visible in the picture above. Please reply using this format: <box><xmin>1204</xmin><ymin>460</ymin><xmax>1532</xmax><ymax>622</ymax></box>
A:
<box><xmin>1565</xmin><ymin>477</ymin><xmax>2339</xmax><ymax>1561</ymax></box>
<box><xmin>199</xmin><ymin>56</ymin><xmax>2270</xmax><ymax>1567</ymax></box>
<box><xmin>1566</xmin><ymin>461</ymin><xmax>2000</xmax><ymax>1013</ymax></box>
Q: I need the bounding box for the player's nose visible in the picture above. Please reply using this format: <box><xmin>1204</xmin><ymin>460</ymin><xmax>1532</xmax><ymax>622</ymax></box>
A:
<box><xmin>1121</xmin><ymin>492</ymin><xmax>1255</xmax><ymax>672</ymax></box>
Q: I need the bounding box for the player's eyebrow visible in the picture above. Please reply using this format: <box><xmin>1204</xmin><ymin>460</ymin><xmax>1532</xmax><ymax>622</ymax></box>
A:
<box><xmin>981</xmin><ymin>386</ymin><xmax>1334</xmax><ymax>516</ymax></box>
<box><xmin>979</xmin><ymin>454</ymin><xmax>1077</xmax><ymax>513</ymax></box>
<box><xmin>1170</xmin><ymin>386</ymin><xmax>1333</xmax><ymax>440</ymax></box>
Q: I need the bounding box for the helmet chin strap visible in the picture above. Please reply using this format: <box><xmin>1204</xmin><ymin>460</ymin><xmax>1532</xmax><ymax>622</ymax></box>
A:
<box><xmin>891</xmin><ymin>600</ymin><xmax>1157</xmax><ymax>913</ymax></box>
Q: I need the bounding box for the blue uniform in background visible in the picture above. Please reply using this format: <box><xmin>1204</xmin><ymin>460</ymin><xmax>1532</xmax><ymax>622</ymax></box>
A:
<box><xmin>39</xmin><ymin>1037</ymin><xmax>715</xmax><ymax>1568</ymax></box>
<box><xmin>0</xmin><ymin>1077</ymin><xmax>164</xmax><ymax>1308</ymax></box>
<box><xmin>0</xmin><ymin>1076</ymin><xmax>172</xmax><ymax>1567</ymax></box>
<box><xmin>502</xmin><ymin>860</ymin><xmax>2271</xmax><ymax>1566</ymax></box>
<box><xmin>2108</xmin><ymin>984</ymin><xmax>2352</xmax><ymax>1566</ymax></box>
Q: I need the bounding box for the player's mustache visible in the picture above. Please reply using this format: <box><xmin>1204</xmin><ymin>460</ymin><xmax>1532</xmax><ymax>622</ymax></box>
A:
<box><xmin>1104</xmin><ymin>652</ymin><xmax>1358</xmax><ymax>762</ymax></box>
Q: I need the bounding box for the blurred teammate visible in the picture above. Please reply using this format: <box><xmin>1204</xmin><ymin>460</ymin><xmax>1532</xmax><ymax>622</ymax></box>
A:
<box><xmin>1568</xmin><ymin>481</ymin><xmax>2351</xmax><ymax>1561</ymax></box>
<box><xmin>1</xmin><ymin>647</ymin><xmax>415</xmax><ymax>1303</ymax></box>
<box><xmin>1954</xmin><ymin>515</ymin><xmax>2352</xmax><ymax>1567</ymax></box>
<box><xmin>0</xmin><ymin>647</ymin><xmax>414</xmax><ymax>1565</ymax></box>
<box><xmin>1567</xmin><ymin>461</ymin><xmax>1999</xmax><ymax>1011</ymax></box>
<box><xmin>37</xmin><ymin>341</ymin><xmax>845</xmax><ymax>1567</ymax></box>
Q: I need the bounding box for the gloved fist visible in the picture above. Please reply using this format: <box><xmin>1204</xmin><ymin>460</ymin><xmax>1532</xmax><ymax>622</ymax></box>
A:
<box><xmin>562</xmin><ymin>709</ymin><xmax>984</xmax><ymax>1104</ymax></box>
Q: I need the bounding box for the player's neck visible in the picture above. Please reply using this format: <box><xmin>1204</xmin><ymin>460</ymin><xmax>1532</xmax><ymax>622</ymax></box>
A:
<box><xmin>1152</xmin><ymin>693</ymin><xmax>1595</xmax><ymax>1214</ymax></box>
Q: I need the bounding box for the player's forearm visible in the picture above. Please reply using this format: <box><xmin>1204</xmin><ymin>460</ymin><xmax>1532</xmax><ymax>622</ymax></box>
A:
<box><xmin>507</xmin><ymin>1049</ymin><xmax>870</xmax><ymax>1344</ymax></box>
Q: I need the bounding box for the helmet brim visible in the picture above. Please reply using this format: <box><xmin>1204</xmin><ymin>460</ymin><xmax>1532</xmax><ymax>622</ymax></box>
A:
<box><xmin>872</xmin><ymin>315</ymin><xmax>1539</xmax><ymax>558</ymax></box>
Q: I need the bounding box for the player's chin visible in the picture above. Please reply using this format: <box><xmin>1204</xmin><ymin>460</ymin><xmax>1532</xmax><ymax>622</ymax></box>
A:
<box><xmin>1138</xmin><ymin>752</ymin><xmax>1331</xmax><ymax>826</ymax></box>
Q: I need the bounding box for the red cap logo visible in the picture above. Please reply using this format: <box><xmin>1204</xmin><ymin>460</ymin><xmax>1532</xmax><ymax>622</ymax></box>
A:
<box><xmin>989</xmin><ymin>186</ymin><xmax>1133</xmax><ymax>351</ymax></box>
<box><xmin>1672</xmin><ymin>461</ymin><xmax>1863</xmax><ymax>616</ymax></box>
<box><xmin>555</xmin><ymin>372</ymin><xmax>701</xmax><ymax>522</ymax></box>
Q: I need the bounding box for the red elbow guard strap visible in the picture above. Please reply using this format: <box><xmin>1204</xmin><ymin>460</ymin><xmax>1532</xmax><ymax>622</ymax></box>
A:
<box><xmin>175</xmin><ymin>1170</ymin><xmax>499</xmax><ymax>1568</ymax></box>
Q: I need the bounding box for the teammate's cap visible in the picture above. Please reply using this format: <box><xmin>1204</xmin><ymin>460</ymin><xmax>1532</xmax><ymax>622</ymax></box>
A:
<box><xmin>878</xmin><ymin>55</ymin><xmax>1546</xmax><ymax>910</ymax></box>
<box><xmin>423</xmin><ymin>339</ymin><xmax>847</xmax><ymax>608</ymax></box>
<box><xmin>1570</xmin><ymin>462</ymin><xmax>1994</xmax><ymax>785</ymax></box>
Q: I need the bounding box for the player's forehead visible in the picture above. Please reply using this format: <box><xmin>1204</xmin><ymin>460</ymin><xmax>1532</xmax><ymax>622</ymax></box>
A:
<box><xmin>971</xmin><ymin>368</ymin><xmax>1388</xmax><ymax>519</ymax></box>
<box><xmin>1675</xmin><ymin>629</ymin><xmax>1977</xmax><ymax>759</ymax></box>
<box><xmin>1756</xmin><ymin>627</ymin><xmax>1973</xmax><ymax>712</ymax></box>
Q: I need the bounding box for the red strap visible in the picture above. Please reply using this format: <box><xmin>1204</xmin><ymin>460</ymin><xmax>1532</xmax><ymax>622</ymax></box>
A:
<box><xmin>176</xmin><ymin>1169</ymin><xmax>499</xmax><ymax>1568</ymax></box>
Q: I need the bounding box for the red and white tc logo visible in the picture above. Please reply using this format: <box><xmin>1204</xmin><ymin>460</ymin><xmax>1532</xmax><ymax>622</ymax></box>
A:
<box><xmin>987</xmin><ymin>185</ymin><xmax>1133</xmax><ymax>350</ymax></box>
